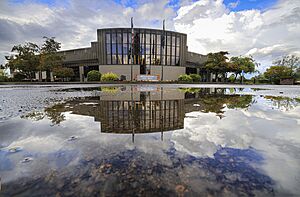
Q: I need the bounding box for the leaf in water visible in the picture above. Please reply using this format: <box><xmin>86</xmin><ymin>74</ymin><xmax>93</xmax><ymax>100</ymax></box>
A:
<box><xmin>67</xmin><ymin>136</ymin><xmax>78</xmax><ymax>141</ymax></box>
<box><xmin>21</xmin><ymin>157</ymin><xmax>33</xmax><ymax>163</ymax></box>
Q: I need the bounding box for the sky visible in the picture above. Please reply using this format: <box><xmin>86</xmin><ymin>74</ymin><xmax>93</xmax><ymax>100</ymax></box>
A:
<box><xmin>0</xmin><ymin>0</ymin><xmax>300</xmax><ymax>74</ymax></box>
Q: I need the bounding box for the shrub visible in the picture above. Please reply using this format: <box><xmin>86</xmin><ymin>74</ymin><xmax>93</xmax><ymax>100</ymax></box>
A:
<box><xmin>178</xmin><ymin>74</ymin><xmax>193</xmax><ymax>82</ymax></box>
<box><xmin>189</xmin><ymin>74</ymin><xmax>201</xmax><ymax>82</ymax></box>
<box><xmin>87</xmin><ymin>70</ymin><xmax>101</xmax><ymax>81</ymax></box>
<box><xmin>0</xmin><ymin>75</ymin><xmax>8</xmax><ymax>82</ymax></box>
<box><xmin>13</xmin><ymin>73</ymin><xmax>26</xmax><ymax>81</ymax></box>
<box><xmin>228</xmin><ymin>74</ymin><xmax>235</xmax><ymax>83</ymax></box>
<box><xmin>101</xmin><ymin>72</ymin><xmax>119</xmax><ymax>81</ymax></box>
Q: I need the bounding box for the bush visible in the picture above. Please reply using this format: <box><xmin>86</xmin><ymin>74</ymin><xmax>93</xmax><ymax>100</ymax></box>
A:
<box><xmin>13</xmin><ymin>73</ymin><xmax>26</xmax><ymax>81</ymax></box>
<box><xmin>178</xmin><ymin>74</ymin><xmax>193</xmax><ymax>82</ymax></box>
<box><xmin>101</xmin><ymin>72</ymin><xmax>119</xmax><ymax>81</ymax></box>
<box><xmin>228</xmin><ymin>74</ymin><xmax>235</xmax><ymax>83</ymax></box>
<box><xmin>0</xmin><ymin>75</ymin><xmax>8</xmax><ymax>82</ymax></box>
<box><xmin>87</xmin><ymin>70</ymin><xmax>101</xmax><ymax>81</ymax></box>
<box><xmin>189</xmin><ymin>74</ymin><xmax>201</xmax><ymax>82</ymax></box>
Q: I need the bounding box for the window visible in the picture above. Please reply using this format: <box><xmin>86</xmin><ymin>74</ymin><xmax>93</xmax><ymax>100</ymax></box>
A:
<box><xmin>172</xmin><ymin>47</ymin><xmax>175</xmax><ymax>56</ymax></box>
<box><xmin>104</xmin><ymin>30</ymin><xmax>183</xmax><ymax>66</ymax></box>
<box><xmin>123</xmin><ymin>33</ymin><xmax>127</xmax><ymax>43</ymax></box>
<box><xmin>167</xmin><ymin>35</ymin><xmax>171</xmax><ymax>46</ymax></box>
<box><xmin>157</xmin><ymin>35</ymin><xmax>161</xmax><ymax>45</ymax></box>
<box><xmin>106</xmin><ymin>33</ymin><xmax>111</xmax><ymax>43</ymax></box>
<box><xmin>112</xmin><ymin>55</ymin><xmax>117</xmax><ymax>64</ymax></box>
<box><xmin>112</xmin><ymin>33</ymin><xmax>117</xmax><ymax>43</ymax></box>
<box><xmin>123</xmin><ymin>54</ymin><xmax>128</xmax><ymax>64</ymax></box>
<box><xmin>146</xmin><ymin>45</ymin><xmax>151</xmax><ymax>55</ymax></box>
<box><xmin>106</xmin><ymin>44</ymin><xmax>111</xmax><ymax>54</ymax></box>
<box><xmin>176</xmin><ymin>36</ymin><xmax>180</xmax><ymax>46</ymax></box>
<box><xmin>117</xmin><ymin>33</ymin><xmax>122</xmax><ymax>43</ymax></box>
<box><xmin>171</xmin><ymin>56</ymin><xmax>175</xmax><ymax>65</ymax></box>
<box><xmin>123</xmin><ymin>44</ymin><xmax>128</xmax><ymax>55</ymax></box>
<box><xmin>112</xmin><ymin>43</ymin><xmax>117</xmax><ymax>54</ymax></box>
<box><xmin>172</xmin><ymin>36</ymin><xmax>176</xmax><ymax>47</ymax></box>
<box><xmin>107</xmin><ymin>55</ymin><xmax>111</xmax><ymax>64</ymax></box>
<box><xmin>167</xmin><ymin>46</ymin><xmax>171</xmax><ymax>56</ymax></box>
<box><xmin>167</xmin><ymin>56</ymin><xmax>171</xmax><ymax>65</ymax></box>
<box><xmin>146</xmin><ymin>33</ymin><xmax>150</xmax><ymax>44</ymax></box>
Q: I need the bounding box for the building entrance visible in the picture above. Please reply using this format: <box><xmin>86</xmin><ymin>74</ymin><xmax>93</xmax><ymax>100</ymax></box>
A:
<box><xmin>140</xmin><ymin>65</ymin><xmax>151</xmax><ymax>75</ymax></box>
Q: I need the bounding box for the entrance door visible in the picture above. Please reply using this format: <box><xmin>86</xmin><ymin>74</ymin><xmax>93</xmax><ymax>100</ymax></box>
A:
<box><xmin>140</xmin><ymin>65</ymin><xmax>151</xmax><ymax>75</ymax></box>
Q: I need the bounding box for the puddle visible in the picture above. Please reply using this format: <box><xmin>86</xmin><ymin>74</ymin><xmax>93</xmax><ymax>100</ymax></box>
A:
<box><xmin>0</xmin><ymin>85</ymin><xmax>300</xmax><ymax>196</ymax></box>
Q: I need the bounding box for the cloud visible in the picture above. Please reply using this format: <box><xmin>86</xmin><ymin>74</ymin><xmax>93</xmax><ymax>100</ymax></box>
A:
<box><xmin>228</xmin><ymin>0</ymin><xmax>239</xmax><ymax>9</ymax></box>
<box><xmin>171</xmin><ymin>101</ymin><xmax>300</xmax><ymax>194</ymax></box>
<box><xmin>0</xmin><ymin>0</ymin><xmax>175</xmax><ymax>66</ymax></box>
<box><xmin>174</xmin><ymin>0</ymin><xmax>300</xmax><ymax>72</ymax></box>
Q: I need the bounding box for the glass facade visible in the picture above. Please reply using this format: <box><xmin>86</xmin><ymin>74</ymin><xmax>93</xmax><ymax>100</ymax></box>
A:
<box><xmin>105</xmin><ymin>29</ymin><xmax>181</xmax><ymax>66</ymax></box>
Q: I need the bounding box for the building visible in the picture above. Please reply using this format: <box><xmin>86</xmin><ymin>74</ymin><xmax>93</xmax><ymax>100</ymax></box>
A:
<box><xmin>56</xmin><ymin>27</ymin><xmax>208</xmax><ymax>82</ymax></box>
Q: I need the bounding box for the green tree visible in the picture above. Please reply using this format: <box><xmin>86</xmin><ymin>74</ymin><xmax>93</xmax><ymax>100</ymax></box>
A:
<box><xmin>273</xmin><ymin>55</ymin><xmax>300</xmax><ymax>77</ymax></box>
<box><xmin>53</xmin><ymin>67</ymin><xmax>74</xmax><ymax>81</ymax></box>
<box><xmin>87</xmin><ymin>70</ymin><xmax>101</xmax><ymax>81</ymax></box>
<box><xmin>39</xmin><ymin>37</ymin><xmax>64</xmax><ymax>81</ymax></box>
<box><xmin>229</xmin><ymin>56</ymin><xmax>257</xmax><ymax>82</ymax></box>
<box><xmin>205</xmin><ymin>51</ymin><xmax>230</xmax><ymax>81</ymax></box>
<box><xmin>264</xmin><ymin>65</ymin><xmax>291</xmax><ymax>84</ymax></box>
<box><xmin>5</xmin><ymin>42</ymin><xmax>40</xmax><ymax>81</ymax></box>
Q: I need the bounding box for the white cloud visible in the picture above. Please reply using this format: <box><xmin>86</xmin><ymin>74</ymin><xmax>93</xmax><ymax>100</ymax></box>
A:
<box><xmin>228</xmin><ymin>0</ymin><xmax>239</xmax><ymax>9</ymax></box>
<box><xmin>171</xmin><ymin>102</ymin><xmax>300</xmax><ymax>195</ymax></box>
<box><xmin>174</xmin><ymin>0</ymin><xmax>300</xmax><ymax>72</ymax></box>
<box><xmin>0</xmin><ymin>0</ymin><xmax>175</xmax><ymax>66</ymax></box>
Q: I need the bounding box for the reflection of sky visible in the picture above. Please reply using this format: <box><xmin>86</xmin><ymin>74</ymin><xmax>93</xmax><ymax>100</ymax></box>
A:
<box><xmin>0</xmin><ymin>95</ymin><xmax>300</xmax><ymax>195</ymax></box>
<box><xmin>171</xmin><ymin>96</ymin><xmax>300</xmax><ymax>195</ymax></box>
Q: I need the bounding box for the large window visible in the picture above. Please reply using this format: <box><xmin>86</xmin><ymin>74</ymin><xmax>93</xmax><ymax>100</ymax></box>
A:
<box><xmin>105</xmin><ymin>29</ymin><xmax>182</xmax><ymax>66</ymax></box>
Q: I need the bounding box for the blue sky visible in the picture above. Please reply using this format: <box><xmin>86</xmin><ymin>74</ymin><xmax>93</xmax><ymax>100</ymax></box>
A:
<box><xmin>10</xmin><ymin>0</ymin><xmax>278</xmax><ymax>11</ymax></box>
<box><xmin>1</xmin><ymin>0</ymin><xmax>300</xmax><ymax>75</ymax></box>
<box><xmin>223</xmin><ymin>0</ymin><xmax>278</xmax><ymax>11</ymax></box>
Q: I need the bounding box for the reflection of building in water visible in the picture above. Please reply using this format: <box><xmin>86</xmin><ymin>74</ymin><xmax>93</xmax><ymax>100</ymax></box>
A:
<box><xmin>96</xmin><ymin>87</ymin><xmax>185</xmax><ymax>140</ymax></box>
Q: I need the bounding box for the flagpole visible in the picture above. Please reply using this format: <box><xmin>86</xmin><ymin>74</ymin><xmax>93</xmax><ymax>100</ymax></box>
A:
<box><xmin>131</xmin><ymin>17</ymin><xmax>134</xmax><ymax>81</ymax></box>
<box><xmin>161</xmin><ymin>20</ymin><xmax>165</xmax><ymax>81</ymax></box>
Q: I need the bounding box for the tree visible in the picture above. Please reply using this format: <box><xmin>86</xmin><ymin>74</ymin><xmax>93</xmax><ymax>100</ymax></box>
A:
<box><xmin>53</xmin><ymin>67</ymin><xmax>74</xmax><ymax>81</ymax></box>
<box><xmin>87</xmin><ymin>70</ymin><xmax>101</xmax><ymax>81</ymax></box>
<box><xmin>229</xmin><ymin>56</ymin><xmax>257</xmax><ymax>82</ymax></box>
<box><xmin>273</xmin><ymin>55</ymin><xmax>300</xmax><ymax>77</ymax></box>
<box><xmin>264</xmin><ymin>65</ymin><xmax>291</xmax><ymax>84</ymax></box>
<box><xmin>205</xmin><ymin>51</ymin><xmax>230</xmax><ymax>81</ymax></box>
<box><xmin>5</xmin><ymin>42</ymin><xmax>40</xmax><ymax>81</ymax></box>
<box><xmin>39</xmin><ymin>37</ymin><xmax>64</xmax><ymax>81</ymax></box>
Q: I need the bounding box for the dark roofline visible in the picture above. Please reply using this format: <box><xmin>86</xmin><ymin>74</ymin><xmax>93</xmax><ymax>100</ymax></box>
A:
<box><xmin>97</xmin><ymin>27</ymin><xmax>187</xmax><ymax>36</ymax></box>
<box><xmin>59</xmin><ymin>47</ymin><xmax>91</xmax><ymax>52</ymax></box>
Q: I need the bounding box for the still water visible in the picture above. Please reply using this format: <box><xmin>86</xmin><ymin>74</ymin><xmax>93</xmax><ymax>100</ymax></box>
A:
<box><xmin>0</xmin><ymin>85</ymin><xmax>300</xmax><ymax>196</ymax></box>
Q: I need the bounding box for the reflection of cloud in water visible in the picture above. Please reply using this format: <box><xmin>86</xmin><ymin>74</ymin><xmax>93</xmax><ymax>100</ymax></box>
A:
<box><xmin>172</xmin><ymin>110</ymin><xmax>253</xmax><ymax>158</ymax></box>
<box><xmin>171</xmin><ymin>99</ymin><xmax>300</xmax><ymax>195</ymax></box>
<box><xmin>1</xmin><ymin>92</ymin><xmax>300</xmax><ymax>195</ymax></box>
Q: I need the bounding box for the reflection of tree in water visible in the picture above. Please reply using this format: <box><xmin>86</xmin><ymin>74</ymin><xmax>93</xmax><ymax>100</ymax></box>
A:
<box><xmin>21</xmin><ymin>103</ymin><xmax>66</xmax><ymax>125</ymax></box>
<box><xmin>265</xmin><ymin>96</ymin><xmax>300</xmax><ymax>111</ymax></box>
<box><xmin>183</xmin><ymin>88</ymin><xmax>254</xmax><ymax>118</ymax></box>
<box><xmin>44</xmin><ymin>103</ymin><xmax>66</xmax><ymax>125</ymax></box>
<box><xmin>201</xmin><ymin>95</ymin><xmax>253</xmax><ymax>116</ymax></box>
<box><xmin>21</xmin><ymin>111</ymin><xmax>45</xmax><ymax>121</ymax></box>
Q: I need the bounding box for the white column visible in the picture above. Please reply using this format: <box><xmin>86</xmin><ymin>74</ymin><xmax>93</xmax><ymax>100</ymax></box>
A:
<box><xmin>79</xmin><ymin>66</ymin><xmax>84</xmax><ymax>82</ymax></box>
